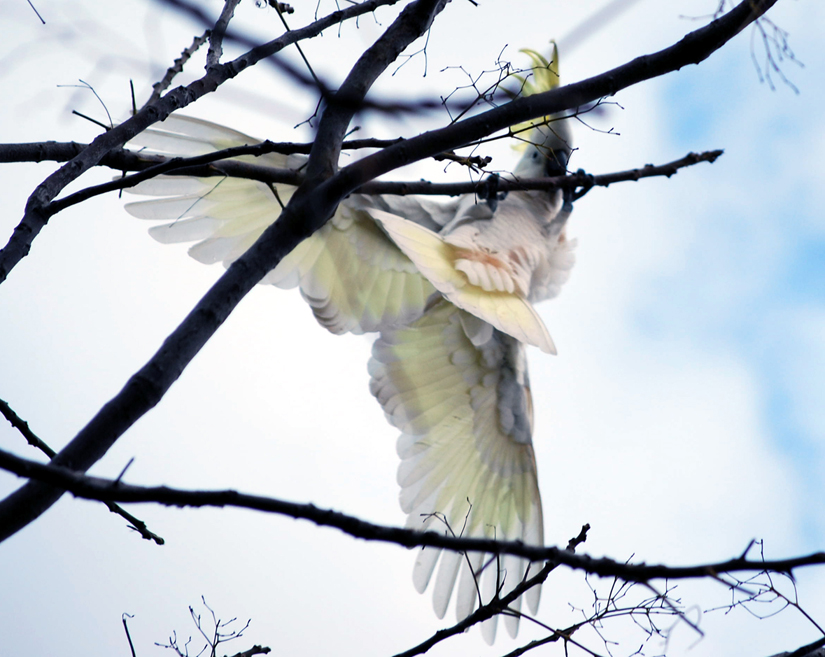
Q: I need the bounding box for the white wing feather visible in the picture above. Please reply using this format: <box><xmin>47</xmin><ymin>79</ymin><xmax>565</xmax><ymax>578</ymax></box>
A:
<box><xmin>124</xmin><ymin>115</ymin><xmax>577</xmax><ymax>644</ymax></box>
<box><xmin>123</xmin><ymin>114</ymin><xmax>436</xmax><ymax>333</ymax></box>
<box><xmin>369</xmin><ymin>299</ymin><xmax>544</xmax><ymax>643</ymax></box>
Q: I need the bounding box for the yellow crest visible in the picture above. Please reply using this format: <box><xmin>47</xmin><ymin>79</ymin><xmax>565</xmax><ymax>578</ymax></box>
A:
<box><xmin>508</xmin><ymin>43</ymin><xmax>562</xmax><ymax>148</ymax></box>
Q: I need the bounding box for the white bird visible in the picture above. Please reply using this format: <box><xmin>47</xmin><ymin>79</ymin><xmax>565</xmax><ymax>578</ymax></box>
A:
<box><xmin>122</xmin><ymin>48</ymin><xmax>576</xmax><ymax>643</ymax></box>
<box><xmin>364</xmin><ymin>108</ymin><xmax>575</xmax><ymax>642</ymax></box>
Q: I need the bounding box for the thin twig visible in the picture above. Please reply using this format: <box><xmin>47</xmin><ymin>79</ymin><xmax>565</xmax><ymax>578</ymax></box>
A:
<box><xmin>0</xmin><ymin>397</ymin><xmax>56</xmax><ymax>458</ymax></box>
<box><xmin>25</xmin><ymin>0</ymin><xmax>46</xmax><ymax>24</ymax></box>
<box><xmin>395</xmin><ymin>525</ymin><xmax>590</xmax><ymax>657</ymax></box>
<box><xmin>144</xmin><ymin>32</ymin><xmax>211</xmax><ymax>109</ymax></box>
<box><xmin>122</xmin><ymin>614</ymin><xmax>137</xmax><ymax>657</ymax></box>
<box><xmin>0</xmin><ymin>399</ymin><xmax>164</xmax><ymax>545</ymax></box>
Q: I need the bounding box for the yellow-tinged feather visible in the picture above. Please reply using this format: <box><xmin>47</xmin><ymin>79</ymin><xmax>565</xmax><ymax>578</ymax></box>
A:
<box><xmin>372</xmin><ymin>211</ymin><xmax>556</xmax><ymax>353</ymax></box>
<box><xmin>369</xmin><ymin>299</ymin><xmax>544</xmax><ymax>637</ymax></box>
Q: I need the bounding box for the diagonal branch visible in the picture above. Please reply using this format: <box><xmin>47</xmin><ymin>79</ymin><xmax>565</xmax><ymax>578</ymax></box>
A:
<box><xmin>0</xmin><ymin>0</ymin><xmax>452</xmax><ymax>544</ymax></box>
<box><xmin>144</xmin><ymin>31</ymin><xmax>211</xmax><ymax>109</ymax></box>
<box><xmin>0</xmin><ymin>399</ymin><xmax>164</xmax><ymax>544</ymax></box>
<box><xmin>302</xmin><ymin>0</ymin><xmax>449</xmax><ymax>182</ymax></box>
<box><xmin>0</xmin><ymin>0</ymin><xmax>780</xmax><ymax>544</ymax></box>
<box><xmin>206</xmin><ymin>0</ymin><xmax>243</xmax><ymax>67</ymax></box>
<box><xmin>394</xmin><ymin>525</ymin><xmax>591</xmax><ymax>657</ymax></box>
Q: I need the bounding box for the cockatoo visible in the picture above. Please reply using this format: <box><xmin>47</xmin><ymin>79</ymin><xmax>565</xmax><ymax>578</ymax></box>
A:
<box><xmin>122</xmin><ymin>48</ymin><xmax>575</xmax><ymax>643</ymax></box>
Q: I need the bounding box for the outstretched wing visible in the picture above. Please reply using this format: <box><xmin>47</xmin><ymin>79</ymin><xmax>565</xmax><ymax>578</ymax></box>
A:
<box><xmin>367</xmin><ymin>209</ymin><xmax>556</xmax><ymax>354</ymax></box>
<box><xmin>369</xmin><ymin>298</ymin><xmax>544</xmax><ymax>643</ymax></box>
<box><xmin>123</xmin><ymin>114</ymin><xmax>437</xmax><ymax>333</ymax></box>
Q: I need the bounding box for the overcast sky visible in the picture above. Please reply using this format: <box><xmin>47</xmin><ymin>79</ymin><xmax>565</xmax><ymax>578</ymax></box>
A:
<box><xmin>1</xmin><ymin>1</ymin><xmax>823</xmax><ymax>656</ymax></box>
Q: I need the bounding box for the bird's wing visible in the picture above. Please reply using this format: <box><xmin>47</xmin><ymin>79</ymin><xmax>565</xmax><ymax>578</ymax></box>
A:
<box><xmin>362</xmin><ymin>193</ymin><xmax>461</xmax><ymax>231</ymax></box>
<box><xmin>123</xmin><ymin>115</ymin><xmax>436</xmax><ymax>334</ymax></box>
<box><xmin>270</xmin><ymin>204</ymin><xmax>437</xmax><ymax>334</ymax></box>
<box><xmin>366</xmin><ymin>209</ymin><xmax>556</xmax><ymax>354</ymax></box>
<box><xmin>369</xmin><ymin>298</ymin><xmax>544</xmax><ymax>643</ymax></box>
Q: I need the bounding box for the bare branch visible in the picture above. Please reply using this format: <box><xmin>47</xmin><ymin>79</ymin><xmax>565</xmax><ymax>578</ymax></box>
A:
<box><xmin>226</xmin><ymin>647</ymin><xmax>272</xmax><ymax>657</ymax></box>
<box><xmin>0</xmin><ymin>137</ymin><xmax>403</xmax><ymax>166</ymax></box>
<box><xmin>770</xmin><ymin>637</ymin><xmax>825</xmax><ymax>657</ymax></box>
<box><xmin>25</xmin><ymin>0</ymin><xmax>46</xmax><ymax>24</ymax></box>
<box><xmin>144</xmin><ymin>31</ymin><xmax>211</xmax><ymax>109</ymax></box>
<box><xmin>396</xmin><ymin>525</ymin><xmax>592</xmax><ymax>657</ymax></box>
<box><xmin>333</xmin><ymin>0</ymin><xmax>777</xmax><ymax>193</ymax></box>
<box><xmin>2</xmin><ymin>446</ymin><xmax>823</xmax><ymax>585</ymax></box>
<box><xmin>0</xmin><ymin>399</ymin><xmax>164</xmax><ymax>544</ymax></box>
<box><xmin>0</xmin><ymin>397</ymin><xmax>56</xmax><ymax>458</ymax></box>
<box><xmin>159</xmin><ymin>0</ymin><xmax>446</xmax><ymax>117</ymax></box>
<box><xmin>122</xmin><ymin>613</ymin><xmax>137</xmax><ymax>657</ymax></box>
<box><xmin>359</xmin><ymin>149</ymin><xmax>724</xmax><ymax>196</ymax></box>
<box><xmin>302</xmin><ymin>0</ymin><xmax>449</xmax><ymax>182</ymax></box>
<box><xmin>206</xmin><ymin>0</ymin><xmax>242</xmax><ymax>68</ymax></box>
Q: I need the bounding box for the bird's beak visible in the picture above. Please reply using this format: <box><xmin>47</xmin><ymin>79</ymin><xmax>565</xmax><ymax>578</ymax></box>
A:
<box><xmin>544</xmin><ymin>148</ymin><xmax>570</xmax><ymax>177</ymax></box>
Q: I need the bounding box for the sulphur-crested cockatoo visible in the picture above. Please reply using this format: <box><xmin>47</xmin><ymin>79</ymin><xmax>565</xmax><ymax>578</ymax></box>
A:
<box><xmin>122</xmin><ymin>47</ymin><xmax>575</xmax><ymax>643</ymax></box>
<box><xmin>363</xmin><ymin>56</ymin><xmax>576</xmax><ymax>641</ymax></box>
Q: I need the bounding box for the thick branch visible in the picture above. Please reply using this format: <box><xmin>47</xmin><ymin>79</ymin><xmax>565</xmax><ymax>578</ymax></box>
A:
<box><xmin>0</xmin><ymin>0</ymin><xmax>451</xmax><ymax>543</ymax></box>
<box><xmin>0</xmin><ymin>0</ymin><xmax>777</xmax><ymax>544</ymax></box>
<box><xmin>1</xmin><ymin>447</ymin><xmax>823</xmax><ymax>584</ymax></box>
<box><xmin>303</xmin><ymin>0</ymin><xmax>448</xmax><ymax>182</ymax></box>
<box><xmin>770</xmin><ymin>638</ymin><xmax>825</xmax><ymax>657</ymax></box>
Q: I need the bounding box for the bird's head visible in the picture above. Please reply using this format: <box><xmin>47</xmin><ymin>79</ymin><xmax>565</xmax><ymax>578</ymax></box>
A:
<box><xmin>513</xmin><ymin>118</ymin><xmax>573</xmax><ymax>179</ymax></box>
<box><xmin>509</xmin><ymin>45</ymin><xmax>574</xmax><ymax>180</ymax></box>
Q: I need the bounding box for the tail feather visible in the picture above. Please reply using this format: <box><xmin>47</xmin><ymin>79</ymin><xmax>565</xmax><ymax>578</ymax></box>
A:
<box><xmin>369</xmin><ymin>210</ymin><xmax>556</xmax><ymax>354</ymax></box>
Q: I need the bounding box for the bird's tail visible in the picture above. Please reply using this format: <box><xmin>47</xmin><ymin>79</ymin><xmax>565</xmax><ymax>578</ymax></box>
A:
<box><xmin>366</xmin><ymin>209</ymin><xmax>556</xmax><ymax>354</ymax></box>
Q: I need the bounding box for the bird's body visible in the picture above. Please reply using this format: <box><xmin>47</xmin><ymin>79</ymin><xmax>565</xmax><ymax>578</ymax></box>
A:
<box><xmin>122</xmin><ymin>51</ymin><xmax>575</xmax><ymax>642</ymax></box>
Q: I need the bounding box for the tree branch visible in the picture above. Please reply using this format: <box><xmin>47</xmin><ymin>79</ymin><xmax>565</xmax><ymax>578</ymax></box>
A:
<box><xmin>2</xmin><ymin>446</ymin><xmax>822</xmax><ymax>585</ymax></box>
<box><xmin>302</xmin><ymin>0</ymin><xmax>448</xmax><ymax>182</ymax></box>
<box><xmin>770</xmin><ymin>637</ymin><xmax>825</xmax><ymax>657</ymax></box>
<box><xmin>0</xmin><ymin>399</ymin><xmax>164</xmax><ymax>544</ymax></box>
<box><xmin>144</xmin><ymin>31</ymin><xmax>211</xmax><ymax>109</ymax></box>
<box><xmin>0</xmin><ymin>137</ymin><xmax>402</xmax><ymax>167</ymax></box>
<box><xmin>395</xmin><ymin>525</ymin><xmax>591</xmax><ymax>657</ymax></box>
<box><xmin>0</xmin><ymin>139</ymin><xmax>722</xmax><ymax>215</ymax></box>
<box><xmin>53</xmin><ymin>149</ymin><xmax>723</xmax><ymax>214</ymax></box>
<box><xmin>206</xmin><ymin>0</ymin><xmax>242</xmax><ymax>68</ymax></box>
<box><xmin>0</xmin><ymin>397</ymin><xmax>56</xmax><ymax>458</ymax></box>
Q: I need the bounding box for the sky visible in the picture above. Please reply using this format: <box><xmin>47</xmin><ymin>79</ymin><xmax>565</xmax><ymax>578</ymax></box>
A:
<box><xmin>0</xmin><ymin>1</ymin><xmax>823</xmax><ymax>656</ymax></box>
